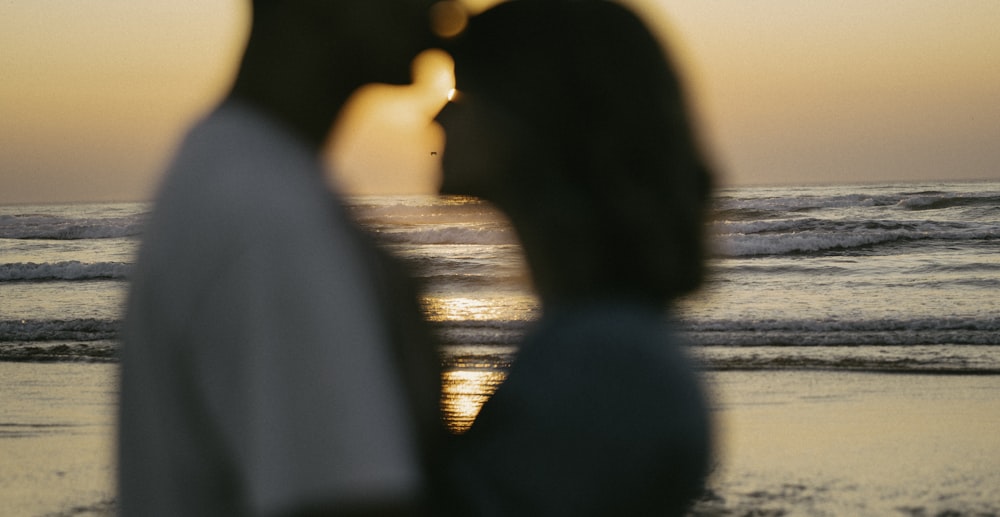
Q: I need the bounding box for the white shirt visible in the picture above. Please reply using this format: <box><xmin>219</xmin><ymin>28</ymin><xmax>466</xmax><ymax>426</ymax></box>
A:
<box><xmin>119</xmin><ymin>101</ymin><xmax>421</xmax><ymax>516</ymax></box>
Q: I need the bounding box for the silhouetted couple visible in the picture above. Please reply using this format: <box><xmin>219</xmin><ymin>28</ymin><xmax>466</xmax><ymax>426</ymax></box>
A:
<box><xmin>120</xmin><ymin>1</ymin><xmax>713</xmax><ymax>516</ymax></box>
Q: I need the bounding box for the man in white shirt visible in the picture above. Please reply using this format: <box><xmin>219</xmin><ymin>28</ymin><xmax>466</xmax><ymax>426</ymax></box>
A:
<box><xmin>118</xmin><ymin>2</ymin><xmax>443</xmax><ymax>515</ymax></box>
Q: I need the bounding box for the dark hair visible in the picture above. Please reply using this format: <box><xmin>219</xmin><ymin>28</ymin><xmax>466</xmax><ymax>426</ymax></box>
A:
<box><xmin>450</xmin><ymin>0</ymin><xmax>712</xmax><ymax>301</ymax></box>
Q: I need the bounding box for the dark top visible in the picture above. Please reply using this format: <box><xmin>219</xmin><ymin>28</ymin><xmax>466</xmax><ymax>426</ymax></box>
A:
<box><xmin>447</xmin><ymin>301</ymin><xmax>712</xmax><ymax>516</ymax></box>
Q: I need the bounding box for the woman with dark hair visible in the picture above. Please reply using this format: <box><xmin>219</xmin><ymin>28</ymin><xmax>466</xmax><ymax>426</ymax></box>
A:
<box><xmin>436</xmin><ymin>1</ymin><xmax>714</xmax><ymax>515</ymax></box>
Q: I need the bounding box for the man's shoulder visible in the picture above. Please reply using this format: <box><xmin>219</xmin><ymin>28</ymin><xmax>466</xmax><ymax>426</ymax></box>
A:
<box><xmin>175</xmin><ymin>102</ymin><xmax>317</xmax><ymax>185</ymax></box>
<box><xmin>157</xmin><ymin>102</ymin><xmax>337</xmax><ymax>227</ymax></box>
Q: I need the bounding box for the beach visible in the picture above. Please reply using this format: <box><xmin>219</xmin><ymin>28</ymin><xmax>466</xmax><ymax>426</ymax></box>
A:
<box><xmin>695</xmin><ymin>370</ymin><xmax>1000</xmax><ymax>516</ymax></box>
<box><xmin>0</xmin><ymin>362</ymin><xmax>116</xmax><ymax>517</ymax></box>
<box><xmin>3</xmin><ymin>361</ymin><xmax>998</xmax><ymax>516</ymax></box>
<box><xmin>2</xmin><ymin>185</ymin><xmax>998</xmax><ymax>514</ymax></box>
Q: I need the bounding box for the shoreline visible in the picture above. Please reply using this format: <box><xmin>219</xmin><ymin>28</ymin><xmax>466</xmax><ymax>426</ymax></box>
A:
<box><xmin>694</xmin><ymin>370</ymin><xmax>1000</xmax><ymax>516</ymax></box>
<box><xmin>5</xmin><ymin>340</ymin><xmax>1000</xmax><ymax>375</ymax></box>
<box><xmin>0</xmin><ymin>362</ymin><xmax>117</xmax><ymax>517</ymax></box>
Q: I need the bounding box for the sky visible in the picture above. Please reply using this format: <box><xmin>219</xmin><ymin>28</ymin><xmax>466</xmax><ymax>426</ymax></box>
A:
<box><xmin>1</xmin><ymin>0</ymin><xmax>998</xmax><ymax>204</ymax></box>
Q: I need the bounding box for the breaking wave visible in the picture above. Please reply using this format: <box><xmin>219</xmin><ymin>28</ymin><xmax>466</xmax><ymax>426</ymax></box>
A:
<box><xmin>0</xmin><ymin>213</ymin><xmax>144</xmax><ymax>240</ymax></box>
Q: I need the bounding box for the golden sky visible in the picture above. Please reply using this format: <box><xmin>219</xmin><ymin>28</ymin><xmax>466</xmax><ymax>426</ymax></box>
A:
<box><xmin>1</xmin><ymin>0</ymin><xmax>998</xmax><ymax>204</ymax></box>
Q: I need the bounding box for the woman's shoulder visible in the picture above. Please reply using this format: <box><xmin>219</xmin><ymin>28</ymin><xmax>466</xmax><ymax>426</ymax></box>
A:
<box><xmin>531</xmin><ymin>300</ymin><xmax>681</xmax><ymax>353</ymax></box>
<box><xmin>500</xmin><ymin>300</ymin><xmax>707</xmax><ymax>430</ymax></box>
<box><xmin>512</xmin><ymin>301</ymin><xmax>694</xmax><ymax>388</ymax></box>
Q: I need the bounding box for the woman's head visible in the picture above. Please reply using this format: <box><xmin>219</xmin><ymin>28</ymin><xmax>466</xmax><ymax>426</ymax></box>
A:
<box><xmin>437</xmin><ymin>0</ymin><xmax>713</xmax><ymax>302</ymax></box>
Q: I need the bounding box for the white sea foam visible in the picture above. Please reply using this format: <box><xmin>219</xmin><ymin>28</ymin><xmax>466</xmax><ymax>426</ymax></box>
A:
<box><xmin>378</xmin><ymin>226</ymin><xmax>518</xmax><ymax>246</ymax></box>
<box><xmin>0</xmin><ymin>214</ymin><xmax>143</xmax><ymax>240</ymax></box>
<box><xmin>714</xmin><ymin>217</ymin><xmax>998</xmax><ymax>257</ymax></box>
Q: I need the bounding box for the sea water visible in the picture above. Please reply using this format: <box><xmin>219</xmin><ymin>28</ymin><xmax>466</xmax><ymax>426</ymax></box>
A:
<box><xmin>2</xmin><ymin>182</ymin><xmax>999</xmax><ymax>413</ymax></box>
<box><xmin>2</xmin><ymin>181</ymin><xmax>999</xmax><ymax>513</ymax></box>
<box><xmin>353</xmin><ymin>182</ymin><xmax>1000</xmax><ymax>376</ymax></box>
<box><xmin>3</xmin><ymin>182</ymin><xmax>997</xmax><ymax>365</ymax></box>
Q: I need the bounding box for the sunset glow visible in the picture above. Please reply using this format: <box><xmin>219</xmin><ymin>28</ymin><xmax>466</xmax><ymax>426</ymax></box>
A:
<box><xmin>1</xmin><ymin>0</ymin><xmax>997</xmax><ymax>203</ymax></box>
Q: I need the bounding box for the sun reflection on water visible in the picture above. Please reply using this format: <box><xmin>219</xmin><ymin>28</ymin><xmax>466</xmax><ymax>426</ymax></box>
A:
<box><xmin>423</xmin><ymin>295</ymin><xmax>530</xmax><ymax>322</ymax></box>
<box><xmin>441</xmin><ymin>368</ymin><xmax>507</xmax><ymax>433</ymax></box>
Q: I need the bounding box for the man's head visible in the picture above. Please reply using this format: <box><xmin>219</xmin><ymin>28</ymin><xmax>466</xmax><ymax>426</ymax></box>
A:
<box><xmin>233</xmin><ymin>0</ymin><xmax>438</xmax><ymax>145</ymax></box>
<box><xmin>248</xmin><ymin>0</ymin><xmax>436</xmax><ymax>85</ymax></box>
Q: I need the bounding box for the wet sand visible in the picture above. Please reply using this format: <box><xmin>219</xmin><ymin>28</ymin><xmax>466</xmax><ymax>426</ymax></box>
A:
<box><xmin>3</xmin><ymin>363</ymin><xmax>998</xmax><ymax>516</ymax></box>
<box><xmin>695</xmin><ymin>370</ymin><xmax>1000</xmax><ymax>516</ymax></box>
<box><xmin>0</xmin><ymin>362</ymin><xmax>116</xmax><ymax>516</ymax></box>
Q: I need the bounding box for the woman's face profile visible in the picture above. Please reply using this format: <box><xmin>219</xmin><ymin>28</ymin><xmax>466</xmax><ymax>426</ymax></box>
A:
<box><xmin>435</xmin><ymin>90</ymin><xmax>520</xmax><ymax>199</ymax></box>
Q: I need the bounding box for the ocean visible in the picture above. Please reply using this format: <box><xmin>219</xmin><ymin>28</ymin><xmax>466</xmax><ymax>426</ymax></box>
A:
<box><xmin>2</xmin><ymin>180</ymin><xmax>999</xmax><ymax>515</ymax></box>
